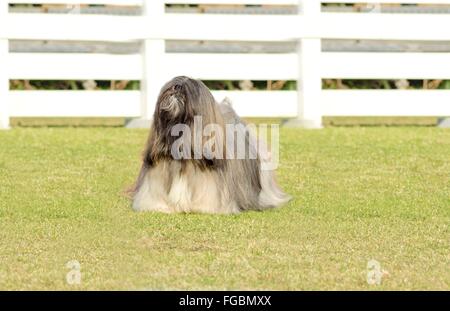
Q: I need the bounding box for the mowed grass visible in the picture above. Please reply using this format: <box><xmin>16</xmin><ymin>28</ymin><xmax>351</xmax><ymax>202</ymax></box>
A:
<box><xmin>0</xmin><ymin>127</ymin><xmax>449</xmax><ymax>290</ymax></box>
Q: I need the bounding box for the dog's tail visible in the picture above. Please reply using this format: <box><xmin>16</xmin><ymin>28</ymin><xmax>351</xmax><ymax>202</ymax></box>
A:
<box><xmin>218</xmin><ymin>97</ymin><xmax>292</xmax><ymax>211</ymax></box>
<box><xmin>258</xmin><ymin>168</ymin><xmax>292</xmax><ymax>209</ymax></box>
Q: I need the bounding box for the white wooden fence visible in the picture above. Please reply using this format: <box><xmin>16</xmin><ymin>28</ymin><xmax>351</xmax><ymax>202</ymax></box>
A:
<box><xmin>1</xmin><ymin>0</ymin><xmax>450</xmax><ymax>129</ymax></box>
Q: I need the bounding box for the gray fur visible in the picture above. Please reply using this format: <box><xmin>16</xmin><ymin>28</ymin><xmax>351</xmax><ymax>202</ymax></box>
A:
<box><xmin>131</xmin><ymin>76</ymin><xmax>291</xmax><ymax>214</ymax></box>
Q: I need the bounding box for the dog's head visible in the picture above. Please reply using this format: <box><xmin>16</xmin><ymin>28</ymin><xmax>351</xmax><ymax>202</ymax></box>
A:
<box><xmin>154</xmin><ymin>76</ymin><xmax>218</xmax><ymax>127</ymax></box>
<box><xmin>146</xmin><ymin>76</ymin><xmax>226</xmax><ymax>168</ymax></box>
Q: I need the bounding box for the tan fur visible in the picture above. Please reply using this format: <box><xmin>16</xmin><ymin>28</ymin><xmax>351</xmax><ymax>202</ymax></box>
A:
<box><xmin>133</xmin><ymin>160</ymin><xmax>240</xmax><ymax>214</ymax></box>
<box><xmin>131</xmin><ymin>76</ymin><xmax>291</xmax><ymax>214</ymax></box>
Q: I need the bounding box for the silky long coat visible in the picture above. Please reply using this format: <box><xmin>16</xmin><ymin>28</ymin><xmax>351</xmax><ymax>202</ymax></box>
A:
<box><xmin>131</xmin><ymin>76</ymin><xmax>290</xmax><ymax>213</ymax></box>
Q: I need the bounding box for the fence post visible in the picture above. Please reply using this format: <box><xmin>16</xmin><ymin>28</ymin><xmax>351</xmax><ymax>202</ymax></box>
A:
<box><xmin>127</xmin><ymin>0</ymin><xmax>165</xmax><ymax>128</ymax></box>
<box><xmin>0</xmin><ymin>2</ymin><xmax>9</xmax><ymax>130</ymax></box>
<box><xmin>287</xmin><ymin>0</ymin><xmax>322</xmax><ymax>128</ymax></box>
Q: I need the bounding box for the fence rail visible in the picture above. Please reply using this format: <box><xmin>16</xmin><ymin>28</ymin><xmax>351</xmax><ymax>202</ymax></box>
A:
<box><xmin>1</xmin><ymin>0</ymin><xmax>450</xmax><ymax>129</ymax></box>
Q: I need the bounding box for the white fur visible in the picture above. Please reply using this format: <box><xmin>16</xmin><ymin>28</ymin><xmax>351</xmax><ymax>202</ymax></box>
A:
<box><xmin>133</xmin><ymin>161</ymin><xmax>240</xmax><ymax>214</ymax></box>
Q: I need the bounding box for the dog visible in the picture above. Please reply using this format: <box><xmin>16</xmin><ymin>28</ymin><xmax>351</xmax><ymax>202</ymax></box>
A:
<box><xmin>131</xmin><ymin>76</ymin><xmax>291</xmax><ymax>214</ymax></box>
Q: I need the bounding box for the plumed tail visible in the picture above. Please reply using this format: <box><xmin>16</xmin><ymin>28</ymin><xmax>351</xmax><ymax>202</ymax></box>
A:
<box><xmin>218</xmin><ymin>97</ymin><xmax>292</xmax><ymax>211</ymax></box>
<box><xmin>258</xmin><ymin>168</ymin><xmax>292</xmax><ymax>209</ymax></box>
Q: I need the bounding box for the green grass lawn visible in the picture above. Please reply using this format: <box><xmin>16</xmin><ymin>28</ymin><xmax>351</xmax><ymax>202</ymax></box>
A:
<box><xmin>0</xmin><ymin>127</ymin><xmax>449</xmax><ymax>290</ymax></box>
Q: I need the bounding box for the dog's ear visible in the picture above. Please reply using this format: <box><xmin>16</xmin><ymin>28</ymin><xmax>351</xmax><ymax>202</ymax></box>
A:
<box><xmin>201</xmin><ymin>124</ymin><xmax>227</xmax><ymax>170</ymax></box>
<box><xmin>142</xmin><ymin>129</ymin><xmax>159</xmax><ymax>167</ymax></box>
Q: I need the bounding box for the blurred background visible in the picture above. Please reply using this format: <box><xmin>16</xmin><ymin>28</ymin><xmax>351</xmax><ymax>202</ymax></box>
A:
<box><xmin>2</xmin><ymin>1</ymin><xmax>450</xmax><ymax>127</ymax></box>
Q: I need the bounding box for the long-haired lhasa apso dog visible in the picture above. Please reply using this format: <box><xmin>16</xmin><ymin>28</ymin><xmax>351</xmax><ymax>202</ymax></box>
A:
<box><xmin>131</xmin><ymin>76</ymin><xmax>291</xmax><ymax>214</ymax></box>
